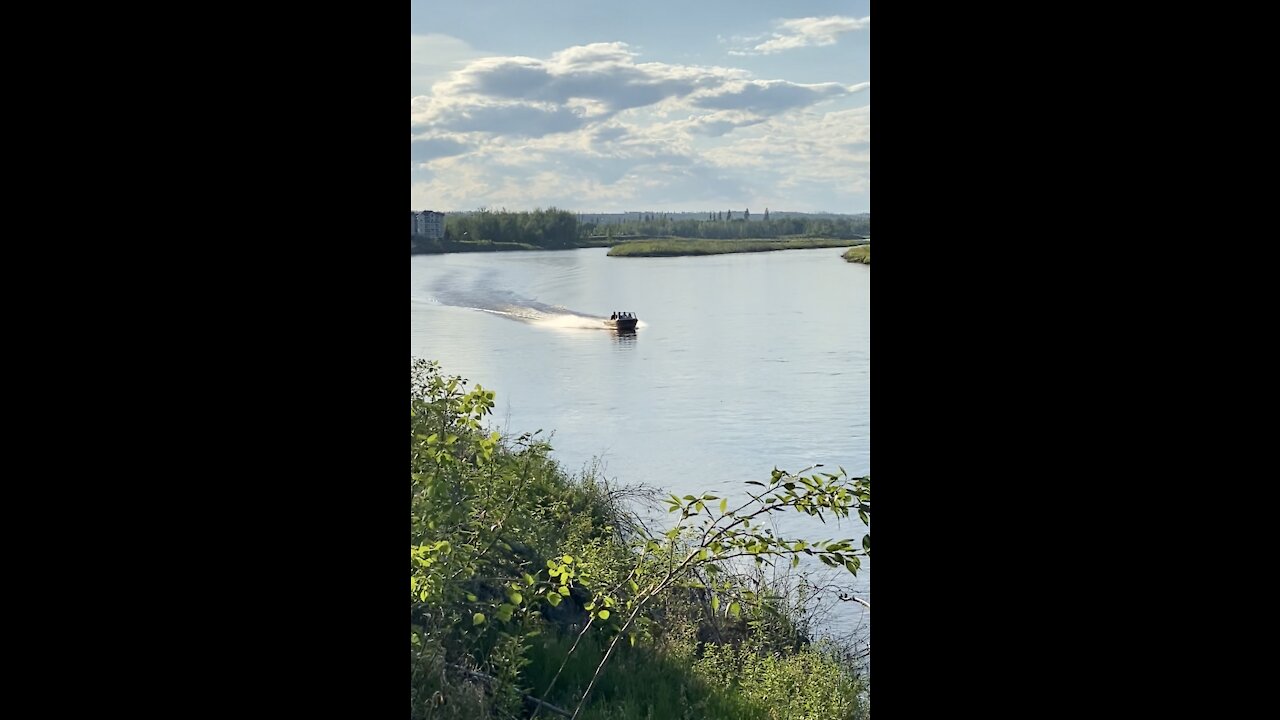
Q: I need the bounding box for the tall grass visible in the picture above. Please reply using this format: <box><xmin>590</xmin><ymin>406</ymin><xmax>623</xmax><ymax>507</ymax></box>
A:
<box><xmin>842</xmin><ymin>245</ymin><xmax>870</xmax><ymax>264</ymax></box>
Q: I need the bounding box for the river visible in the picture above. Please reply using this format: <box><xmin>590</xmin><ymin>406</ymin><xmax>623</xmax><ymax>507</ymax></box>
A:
<box><xmin>411</xmin><ymin>246</ymin><xmax>869</xmax><ymax>647</ymax></box>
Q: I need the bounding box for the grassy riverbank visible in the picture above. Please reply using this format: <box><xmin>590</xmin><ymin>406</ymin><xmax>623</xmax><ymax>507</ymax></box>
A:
<box><xmin>607</xmin><ymin>238</ymin><xmax>865</xmax><ymax>257</ymax></box>
<box><xmin>412</xmin><ymin>237</ymin><xmax>541</xmax><ymax>254</ymax></box>
<box><xmin>843</xmin><ymin>245</ymin><xmax>870</xmax><ymax>265</ymax></box>
<box><xmin>411</xmin><ymin>360</ymin><xmax>871</xmax><ymax>719</ymax></box>
<box><xmin>411</xmin><ymin>237</ymin><xmax>623</xmax><ymax>254</ymax></box>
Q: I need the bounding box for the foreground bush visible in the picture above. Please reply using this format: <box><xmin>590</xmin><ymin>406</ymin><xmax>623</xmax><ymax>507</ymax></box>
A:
<box><xmin>411</xmin><ymin>359</ymin><xmax>870</xmax><ymax>719</ymax></box>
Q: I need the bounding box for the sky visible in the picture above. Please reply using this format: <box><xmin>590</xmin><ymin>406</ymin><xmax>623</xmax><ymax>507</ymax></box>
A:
<box><xmin>411</xmin><ymin>1</ymin><xmax>870</xmax><ymax>214</ymax></box>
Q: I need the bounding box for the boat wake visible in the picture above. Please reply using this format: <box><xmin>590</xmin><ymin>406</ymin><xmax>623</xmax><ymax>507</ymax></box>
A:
<box><xmin>491</xmin><ymin>307</ymin><xmax>646</xmax><ymax>331</ymax></box>
<box><xmin>534</xmin><ymin>313</ymin><xmax>647</xmax><ymax>330</ymax></box>
<box><xmin>416</xmin><ymin>275</ymin><xmax>643</xmax><ymax>331</ymax></box>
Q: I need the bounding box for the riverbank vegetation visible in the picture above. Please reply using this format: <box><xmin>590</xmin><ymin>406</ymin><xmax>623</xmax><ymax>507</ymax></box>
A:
<box><xmin>411</xmin><ymin>359</ymin><xmax>871</xmax><ymax>719</ymax></box>
<box><xmin>412</xmin><ymin>236</ymin><xmax>541</xmax><ymax>254</ymax></box>
<box><xmin>439</xmin><ymin>208</ymin><xmax>580</xmax><ymax>250</ymax></box>
<box><xmin>586</xmin><ymin>214</ymin><xmax>868</xmax><ymax>241</ymax></box>
<box><xmin>607</xmin><ymin>238</ymin><xmax>866</xmax><ymax>257</ymax></box>
<box><xmin>410</xmin><ymin>210</ymin><xmax>870</xmax><ymax>255</ymax></box>
<box><xmin>843</xmin><ymin>245</ymin><xmax>870</xmax><ymax>265</ymax></box>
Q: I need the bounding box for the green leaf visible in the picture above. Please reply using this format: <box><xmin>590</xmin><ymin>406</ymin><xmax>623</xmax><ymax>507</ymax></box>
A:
<box><xmin>862</xmin><ymin>535</ymin><xmax>871</xmax><ymax>552</ymax></box>
<box><xmin>597</xmin><ymin>609</ymin><xmax>610</xmax><ymax>620</ymax></box>
<box><xmin>729</xmin><ymin>602</ymin><xmax>741</xmax><ymax>619</ymax></box>
<box><xmin>683</xmin><ymin>495</ymin><xmax>697</xmax><ymax>501</ymax></box>
<box><xmin>720</xmin><ymin>498</ymin><xmax>728</xmax><ymax>514</ymax></box>
<box><xmin>546</xmin><ymin>592</ymin><xmax>562</xmax><ymax>607</ymax></box>
<box><xmin>508</xmin><ymin>591</ymin><xmax>523</xmax><ymax>605</ymax></box>
<box><xmin>466</xmin><ymin>593</ymin><xmax>478</xmax><ymax>603</ymax></box>
<box><xmin>561</xmin><ymin>555</ymin><xmax>574</xmax><ymax>564</ymax></box>
<box><xmin>558</xmin><ymin>586</ymin><xmax>571</xmax><ymax>596</ymax></box>
<box><xmin>712</xmin><ymin>596</ymin><xmax>720</xmax><ymax>612</ymax></box>
<box><xmin>523</xmin><ymin>573</ymin><xmax>536</xmax><ymax>587</ymax></box>
<box><xmin>629</xmin><ymin>579</ymin><xmax>639</xmax><ymax>593</ymax></box>
<box><xmin>792</xmin><ymin>555</ymin><xmax>800</xmax><ymax>568</ymax></box>
<box><xmin>473</xmin><ymin>613</ymin><xmax>486</xmax><ymax>626</ymax></box>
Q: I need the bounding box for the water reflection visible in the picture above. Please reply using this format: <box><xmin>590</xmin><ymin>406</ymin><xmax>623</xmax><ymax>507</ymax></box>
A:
<box><xmin>612</xmin><ymin>330</ymin><xmax>638</xmax><ymax>348</ymax></box>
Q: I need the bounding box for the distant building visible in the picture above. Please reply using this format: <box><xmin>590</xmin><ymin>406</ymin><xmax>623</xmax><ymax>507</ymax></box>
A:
<box><xmin>411</xmin><ymin>210</ymin><xmax>445</xmax><ymax>239</ymax></box>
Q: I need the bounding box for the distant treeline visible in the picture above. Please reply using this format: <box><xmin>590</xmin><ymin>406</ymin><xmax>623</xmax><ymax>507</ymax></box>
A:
<box><xmin>442</xmin><ymin>208</ymin><xmax>578</xmax><ymax>248</ymax></box>
<box><xmin>586</xmin><ymin>215</ymin><xmax>869</xmax><ymax>240</ymax></box>
<box><xmin>413</xmin><ymin>209</ymin><xmax>870</xmax><ymax>254</ymax></box>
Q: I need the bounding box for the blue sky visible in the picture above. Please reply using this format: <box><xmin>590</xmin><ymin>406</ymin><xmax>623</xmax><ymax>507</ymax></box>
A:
<box><xmin>411</xmin><ymin>1</ymin><xmax>869</xmax><ymax>213</ymax></box>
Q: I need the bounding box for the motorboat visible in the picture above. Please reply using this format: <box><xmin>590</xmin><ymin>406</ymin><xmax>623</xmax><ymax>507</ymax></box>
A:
<box><xmin>605</xmin><ymin>311</ymin><xmax>638</xmax><ymax>330</ymax></box>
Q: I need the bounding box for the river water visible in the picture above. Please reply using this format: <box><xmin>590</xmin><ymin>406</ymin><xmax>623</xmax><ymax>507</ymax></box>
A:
<box><xmin>411</xmin><ymin>246</ymin><xmax>869</xmax><ymax>647</ymax></box>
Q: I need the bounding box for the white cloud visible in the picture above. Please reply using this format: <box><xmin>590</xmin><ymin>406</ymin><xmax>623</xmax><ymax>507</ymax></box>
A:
<box><xmin>428</xmin><ymin>42</ymin><xmax>745</xmax><ymax>121</ymax></box>
<box><xmin>681</xmin><ymin>111</ymin><xmax>768</xmax><ymax>137</ymax></box>
<box><xmin>694</xmin><ymin>80</ymin><xmax>866</xmax><ymax>115</ymax></box>
<box><xmin>411</xmin><ymin>136</ymin><xmax>470</xmax><ymax>163</ymax></box>
<box><xmin>411</xmin><ymin>34</ymin><xmax>485</xmax><ymax>97</ymax></box>
<box><xmin>732</xmin><ymin>16</ymin><xmax>871</xmax><ymax>55</ymax></box>
<box><xmin>410</xmin><ymin>42</ymin><xmax>870</xmax><ymax>212</ymax></box>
